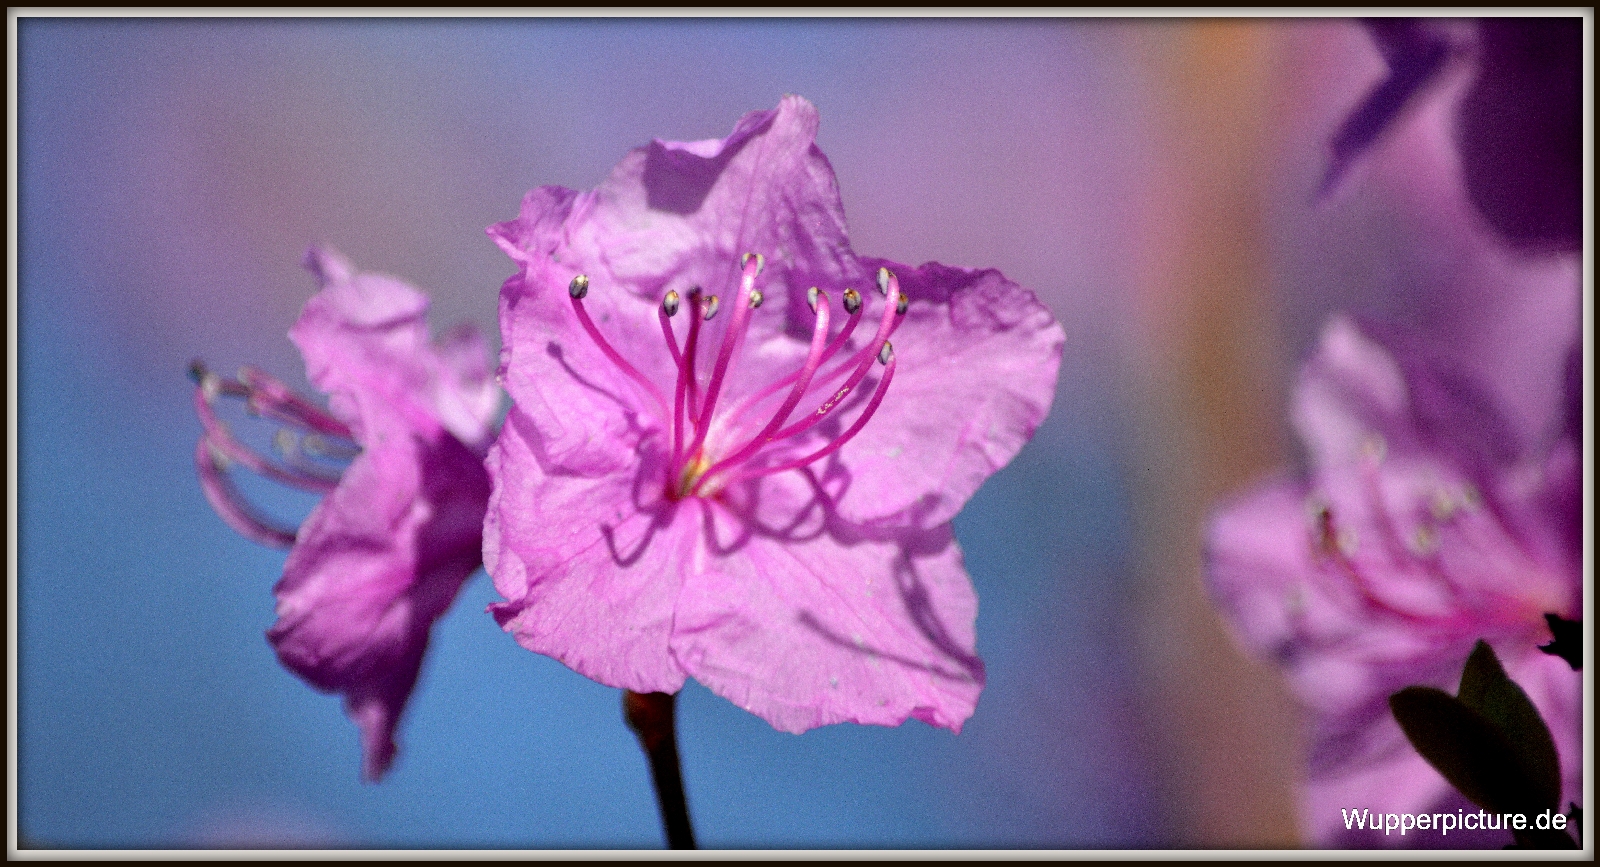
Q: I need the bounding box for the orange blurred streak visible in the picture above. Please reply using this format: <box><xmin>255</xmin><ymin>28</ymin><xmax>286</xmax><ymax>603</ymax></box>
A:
<box><xmin>1124</xmin><ymin>20</ymin><xmax>1303</xmax><ymax>846</ymax></box>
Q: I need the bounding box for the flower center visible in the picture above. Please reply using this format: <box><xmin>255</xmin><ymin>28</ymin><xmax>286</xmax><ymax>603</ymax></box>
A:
<box><xmin>566</xmin><ymin>253</ymin><xmax>905</xmax><ymax>501</ymax></box>
<box><xmin>1305</xmin><ymin>445</ymin><xmax>1568</xmax><ymax>633</ymax></box>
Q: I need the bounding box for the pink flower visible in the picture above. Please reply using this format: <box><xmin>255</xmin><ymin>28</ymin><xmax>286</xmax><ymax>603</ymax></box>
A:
<box><xmin>193</xmin><ymin>246</ymin><xmax>497</xmax><ymax>781</ymax></box>
<box><xmin>1323</xmin><ymin>18</ymin><xmax>1581</xmax><ymax>251</ymax></box>
<box><xmin>1205</xmin><ymin>315</ymin><xmax>1581</xmax><ymax>846</ymax></box>
<box><xmin>484</xmin><ymin>96</ymin><xmax>1063</xmax><ymax>734</ymax></box>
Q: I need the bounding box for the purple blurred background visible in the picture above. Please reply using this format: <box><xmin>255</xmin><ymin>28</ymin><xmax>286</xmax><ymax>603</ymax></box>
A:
<box><xmin>14</xmin><ymin>15</ymin><xmax>1586</xmax><ymax>849</ymax></box>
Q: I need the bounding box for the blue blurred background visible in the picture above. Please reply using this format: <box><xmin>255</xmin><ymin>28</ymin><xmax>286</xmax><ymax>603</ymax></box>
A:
<box><xmin>14</xmin><ymin>15</ymin><xmax>1490</xmax><ymax>849</ymax></box>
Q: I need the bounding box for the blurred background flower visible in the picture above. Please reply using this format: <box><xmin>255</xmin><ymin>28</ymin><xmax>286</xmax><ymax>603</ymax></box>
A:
<box><xmin>13</xmin><ymin>14</ymin><xmax>1586</xmax><ymax>849</ymax></box>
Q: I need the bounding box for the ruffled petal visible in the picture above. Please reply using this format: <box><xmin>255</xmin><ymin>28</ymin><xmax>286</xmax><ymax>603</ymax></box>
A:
<box><xmin>484</xmin><ymin>410</ymin><xmax>689</xmax><ymax>695</ymax></box>
<box><xmin>670</xmin><ymin>473</ymin><xmax>983</xmax><ymax>734</ymax></box>
<box><xmin>269</xmin><ymin>426</ymin><xmax>488</xmax><ymax>781</ymax></box>
<box><xmin>292</xmin><ymin>244</ymin><xmax>492</xmax><ymax>446</ymax></box>
<box><xmin>832</xmin><ymin>260</ymin><xmax>1064</xmax><ymax>528</ymax></box>
<box><xmin>266</xmin><ymin>246</ymin><xmax>494</xmax><ymax>781</ymax></box>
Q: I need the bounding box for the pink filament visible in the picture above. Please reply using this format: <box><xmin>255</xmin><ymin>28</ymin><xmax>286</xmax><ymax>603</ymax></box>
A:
<box><xmin>191</xmin><ymin>363</ymin><xmax>358</xmax><ymax>548</ymax></box>
<box><xmin>569</xmin><ymin>259</ymin><xmax>903</xmax><ymax>500</ymax></box>
<box><xmin>194</xmin><ymin>385</ymin><xmax>341</xmax><ymax>495</ymax></box>
<box><xmin>691</xmin><ymin>289</ymin><xmax>833</xmax><ymax>494</ymax></box>
<box><xmin>718</xmin><ymin>292</ymin><xmax>863</xmax><ymax>430</ymax></box>
<box><xmin>195</xmin><ymin>436</ymin><xmax>299</xmax><ymax>548</ymax></box>
<box><xmin>724</xmin><ymin>352</ymin><xmax>897</xmax><ymax>487</ymax></box>
<box><xmin>682</xmin><ymin>257</ymin><xmax>763</xmax><ymax>465</ymax></box>
<box><xmin>568</xmin><ymin>293</ymin><xmax>670</xmax><ymax>421</ymax></box>
<box><xmin>768</xmin><ymin>272</ymin><xmax>901</xmax><ymax>443</ymax></box>
<box><xmin>237</xmin><ymin>366</ymin><xmax>354</xmax><ymax>438</ymax></box>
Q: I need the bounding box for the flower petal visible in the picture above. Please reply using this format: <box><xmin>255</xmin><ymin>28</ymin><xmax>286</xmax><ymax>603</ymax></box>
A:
<box><xmin>484</xmin><ymin>410</ymin><xmax>690</xmax><ymax>695</ymax></box>
<box><xmin>268</xmin><ymin>246</ymin><xmax>494</xmax><ymax>781</ymax></box>
<box><xmin>670</xmin><ymin>472</ymin><xmax>983</xmax><ymax>734</ymax></box>
<box><xmin>832</xmin><ymin>260</ymin><xmax>1064</xmax><ymax>528</ymax></box>
<box><xmin>269</xmin><ymin>426</ymin><xmax>488</xmax><ymax>782</ymax></box>
<box><xmin>292</xmin><ymin>244</ymin><xmax>496</xmax><ymax>447</ymax></box>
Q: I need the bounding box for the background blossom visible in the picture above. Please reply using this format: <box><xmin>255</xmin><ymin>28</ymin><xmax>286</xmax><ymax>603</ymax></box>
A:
<box><xmin>196</xmin><ymin>247</ymin><xmax>497</xmax><ymax>781</ymax></box>
<box><xmin>1206</xmin><ymin>316</ymin><xmax>1581</xmax><ymax>846</ymax></box>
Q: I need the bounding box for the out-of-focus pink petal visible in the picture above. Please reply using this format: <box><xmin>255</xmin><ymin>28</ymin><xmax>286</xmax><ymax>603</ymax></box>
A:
<box><xmin>1205</xmin><ymin>316</ymin><xmax>1581</xmax><ymax>846</ymax></box>
<box><xmin>195</xmin><ymin>245</ymin><xmax>497</xmax><ymax>782</ymax></box>
<box><xmin>270</xmin><ymin>426</ymin><xmax>488</xmax><ymax>781</ymax></box>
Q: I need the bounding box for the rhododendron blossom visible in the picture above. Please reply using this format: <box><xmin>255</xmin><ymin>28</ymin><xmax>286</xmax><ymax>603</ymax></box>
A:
<box><xmin>193</xmin><ymin>246</ymin><xmax>496</xmax><ymax>780</ymax></box>
<box><xmin>485</xmin><ymin>96</ymin><xmax>1064</xmax><ymax>733</ymax></box>
<box><xmin>1205</xmin><ymin>316</ymin><xmax>1581</xmax><ymax>846</ymax></box>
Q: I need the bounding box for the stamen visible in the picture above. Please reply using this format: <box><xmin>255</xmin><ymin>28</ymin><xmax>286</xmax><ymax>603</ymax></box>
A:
<box><xmin>728</xmin><ymin>349</ymin><xmax>898</xmax><ymax>486</ymax></box>
<box><xmin>843</xmin><ymin>288</ymin><xmax>862</xmax><ymax>315</ymax></box>
<box><xmin>681</xmin><ymin>254</ymin><xmax>764</xmax><ymax>467</ymax></box>
<box><xmin>302</xmin><ymin>432</ymin><xmax>360</xmax><ymax>461</ymax></box>
<box><xmin>195</xmin><ymin>436</ymin><xmax>299</xmax><ymax>548</ymax></box>
<box><xmin>659</xmin><ymin>293</ymin><xmax>685</xmax><ymax>367</ymax></box>
<box><xmin>692</xmin><ymin>289</ymin><xmax>834</xmax><ymax>494</ymax></box>
<box><xmin>769</xmin><ymin>269</ymin><xmax>901</xmax><ymax>442</ymax></box>
<box><xmin>567</xmin><ymin>274</ymin><xmax>670</xmax><ymax>419</ymax></box>
<box><xmin>189</xmin><ymin>360</ymin><xmax>353</xmax><ymax>549</ymax></box>
<box><xmin>194</xmin><ymin>381</ymin><xmax>340</xmax><ymax>495</ymax></box>
<box><xmin>681</xmin><ymin>288</ymin><xmax>706</xmax><ymax>430</ymax></box>
<box><xmin>719</xmin><ymin>286</ymin><xmax>867</xmax><ymax>429</ymax></box>
<box><xmin>789</xmin><ymin>278</ymin><xmax>903</xmax><ymax>401</ymax></box>
<box><xmin>237</xmin><ymin>367</ymin><xmax>353</xmax><ymax>438</ymax></box>
<box><xmin>569</xmin><ymin>254</ymin><xmax>905</xmax><ymax>503</ymax></box>
<box><xmin>273</xmin><ymin>428</ymin><xmax>345</xmax><ymax>485</ymax></box>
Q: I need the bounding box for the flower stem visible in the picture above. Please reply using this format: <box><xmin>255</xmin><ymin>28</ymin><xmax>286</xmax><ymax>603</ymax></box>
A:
<box><xmin>622</xmin><ymin>690</ymin><xmax>697</xmax><ymax>849</ymax></box>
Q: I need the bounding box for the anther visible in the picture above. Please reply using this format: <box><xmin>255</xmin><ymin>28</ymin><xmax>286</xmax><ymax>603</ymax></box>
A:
<box><xmin>878</xmin><ymin>341</ymin><xmax>894</xmax><ymax>365</ymax></box>
<box><xmin>273</xmin><ymin>428</ymin><xmax>297</xmax><ymax>458</ymax></box>
<box><xmin>896</xmin><ymin>294</ymin><xmax>908</xmax><ymax>315</ymax></box>
<box><xmin>843</xmin><ymin>288</ymin><xmax>862</xmax><ymax>315</ymax></box>
<box><xmin>662</xmin><ymin>290</ymin><xmax>681</xmax><ymax>317</ymax></box>
<box><xmin>188</xmin><ymin>359</ymin><xmax>209</xmax><ymax>385</ymax></box>
<box><xmin>568</xmin><ymin>274</ymin><xmax>590</xmax><ymax>300</ymax></box>
<box><xmin>741</xmin><ymin>252</ymin><xmax>765</xmax><ymax>275</ymax></box>
<box><xmin>702</xmin><ymin>295</ymin><xmax>721</xmax><ymax>321</ymax></box>
<box><xmin>807</xmin><ymin>286</ymin><xmax>820</xmax><ymax>313</ymax></box>
<box><xmin>749</xmin><ymin>290</ymin><xmax>764</xmax><ymax>309</ymax></box>
<box><xmin>875</xmin><ymin>267</ymin><xmax>891</xmax><ymax>296</ymax></box>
